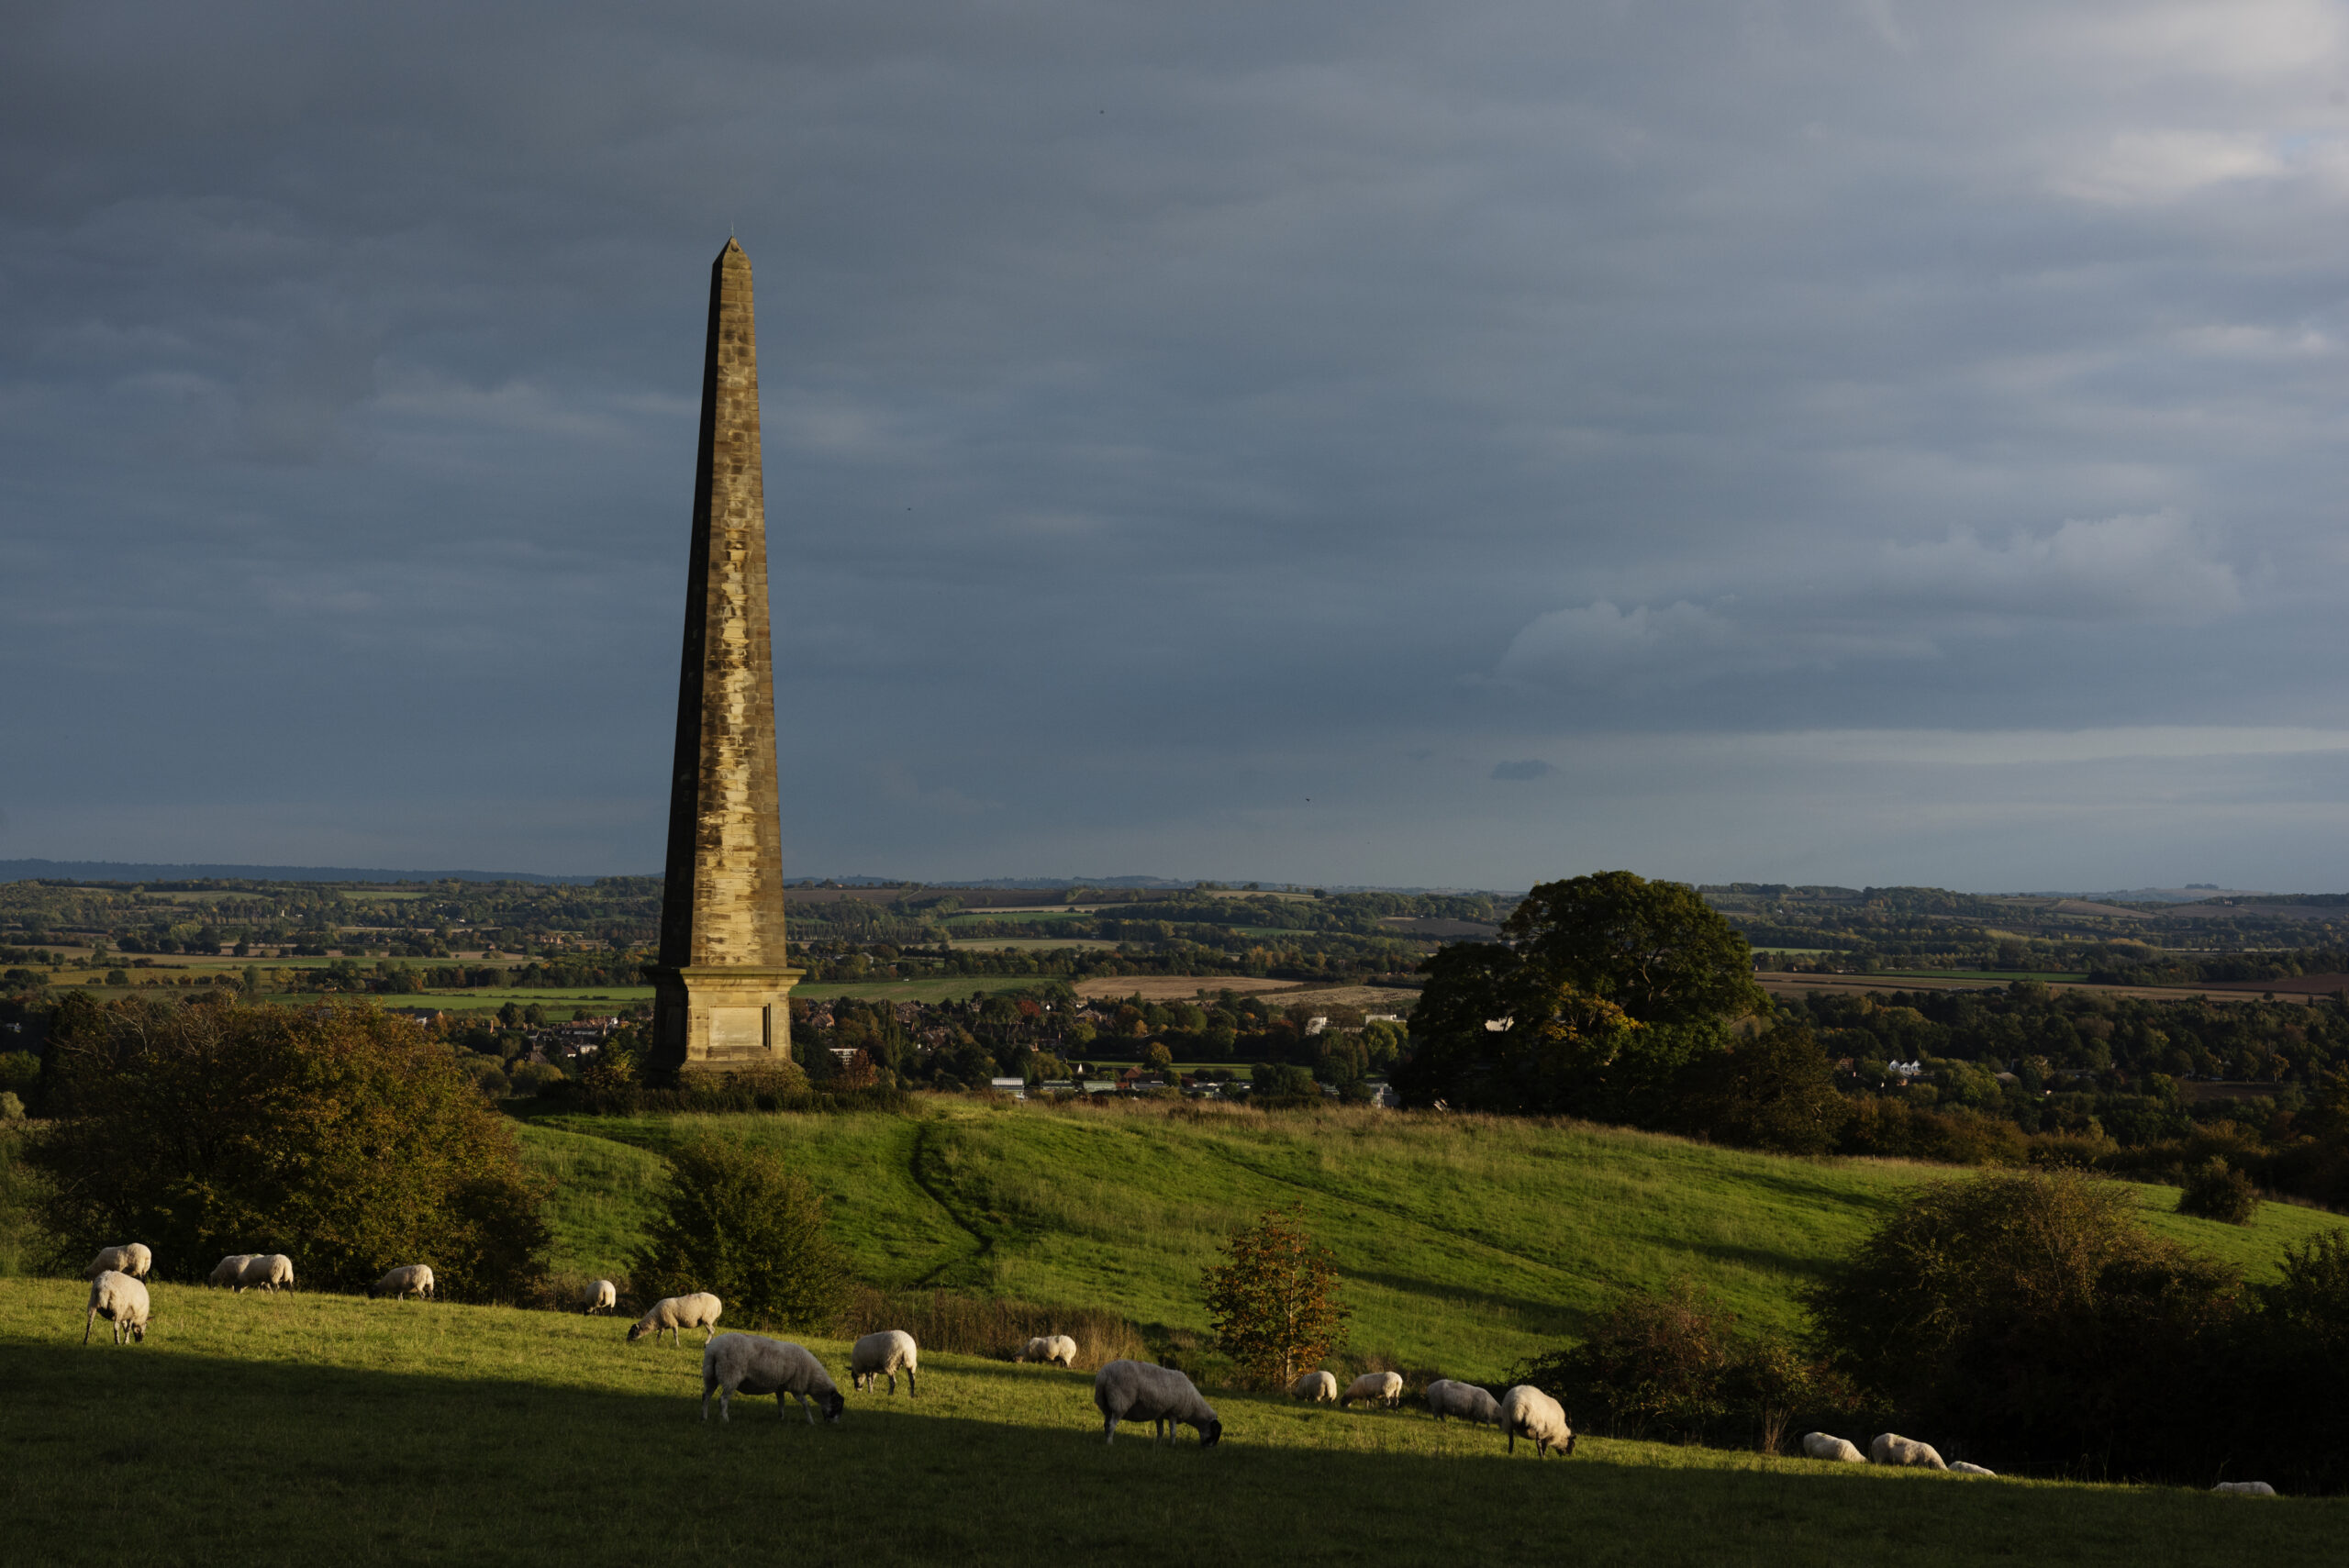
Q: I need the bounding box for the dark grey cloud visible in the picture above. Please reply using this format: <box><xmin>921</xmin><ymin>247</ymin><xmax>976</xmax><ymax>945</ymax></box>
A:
<box><xmin>6</xmin><ymin>0</ymin><xmax>2349</xmax><ymax>888</ymax></box>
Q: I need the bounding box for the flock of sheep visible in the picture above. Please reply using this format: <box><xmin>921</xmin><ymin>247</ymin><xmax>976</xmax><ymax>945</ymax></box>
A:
<box><xmin>69</xmin><ymin>1247</ymin><xmax>2282</xmax><ymax>1495</ymax></box>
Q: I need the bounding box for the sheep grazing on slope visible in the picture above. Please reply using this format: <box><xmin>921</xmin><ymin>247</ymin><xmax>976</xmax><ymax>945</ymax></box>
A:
<box><xmin>1424</xmin><ymin>1379</ymin><xmax>1502</xmax><ymax>1428</ymax></box>
<box><xmin>1801</xmin><ymin>1432</ymin><xmax>1867</xmax><ymax>1463</ymax></box>
<box><xmin>367</xmin><ymin>1264</ymin><xmax>435</xmax><ymax>1301</ymax></box>
<box><xmin>235</xmin><ymin>1254</ymin><xmax>295</xmax><ymax>1294</ymax></box>
<box><xmin>1869</xmin><ymin>1433</ymin><xmax>1947</xmax><ymax>1470</ymax></box>
<box><xmin>83</xmin><ymin>1270</ymin><xmax>150</xmax><ymax>1346</ymax></box>
<box><xmin>1341</xmin><ymin>1371</ymin><xmax>1405</xmax><ymax>1409</ymax></box>
<box><xmin>208</xmin><ymin>1254</ymin><xmax>256</xmax><ymax>1288</ymax></box>
<box><xmin>1093</xmin><ymin>1360</ymin><xmax>1222</xmax><ymax>1447</ymax></box>
<box><xmin>629</xmin><ymin>1292</ymin><xmax>723</xmax><ymax>1347</ymax></box>
<box><xmin>1015</xmin><ymin>1334</ymin><xmax>1078</xmax><ymax>1368</ymax></box>
<box><xmin>701</xmin><ymin>1333</ymin><xmax>844</xmax><ymax>1424</ymax></box>
<box><xmin>1498</xmin><ymin>1385</ymin><xmax>1575</xmax><ymax>1458</ymax></box>
<box><xmin>1947</xmin><ymin>1462</ymin><xmax>1997</xmax><ymax>1476</ymax></box>
<box><xmin>582</xmin><ymin>1279</ymin><xmax>617</xmax><ymax>1316</ymax></box>
<box><xmin>850</xmin><ymin>1329</ymin><xmax>919</xmax><ymax>1396</ymax></box>
<box><xmin>2212</xmin><ymin>1481</ymin><xmax>2277</xmax><ymax>1496</ymax></box>
<box><xmin>1289</xmin><ymin>1370</ymin><xmax>1339</xmax><ymax>1404</ymax></box>
<box><xmin>84</xmin><ymin>1243</ymin><xmax>153</xmax><ymax>1281</ymax></box>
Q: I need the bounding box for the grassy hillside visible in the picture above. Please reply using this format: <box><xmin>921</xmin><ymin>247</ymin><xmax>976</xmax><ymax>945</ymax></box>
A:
<box><xmin>2</xmin><ymin>1279</ymin><xmax>2336</xmax><ymax>1567</ymax></box>
<box><xmin>518</xmin><ymin>1100</ymin><xmax>2347</xmax><ymax>1382</ymax></box>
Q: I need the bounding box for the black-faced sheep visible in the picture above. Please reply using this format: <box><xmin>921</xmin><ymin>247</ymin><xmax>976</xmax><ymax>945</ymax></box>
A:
<box><xmin>367</xmin><ymin>1264</ymin><xmax>435</xmax><ymax>1301</ymax></box>
<box><xmin>1948</xmin><ymin>1462</ymin><xmax>1997</xmax><ymax>1476</ymax></box>
<box><xmin>235</xmin><ymin>1253</ymin><xmax>295</xmax><ymax>1294</ymax></box>
<box><xmin>849</xmin><ymin>1329</ymin><xmax>918</xmax><ymax>1396</ymax></box>
<box><xmin>1869</xmin><ymin>1433</ymin><xmax>1947</xmax><ymax>1469</ymax></box>
<box><xmin>1341</xmin><ymin>1371</ymin><xmax>1404</xmax><ymax>1409</ymax></box>
<box><xmin>83</xmin><ymin>1270</ymin><xmax>150</xmax><ymax>1346</ymax></box>
<box><xmin>1289</xmin><ymin>1370</ymin><xmax>1339</xmax><ymax>1403</ymax></box>
<box><xmin>1424</xmin><ymin>1378</ymin><xmax>1502</xmax><ymax>1427</ymax></box>
<box><xmin>1015</xmin><ymin>1334</ymin><xmax>1077</xmax><ymax>1367</ymax></box>
<box><xmin>629</xmin><ymin>1292</ymin><xmax>722</xmax><ymax>1346</ymax></box>
<box><xmin>582</xmin><ymin>1279</ymin><xmax>617</xmax><ymax>1316</ymax></box>
<box><xmin>1499</xmin><ymin>1385</ymin><xmax>1574</xmax><ymax>1458</ymax></box>
<box><xmin>1801</xmin><ymin>1432</ymin><xmax>1867</xmax><ymax>1462</ymax></box>
<box><xmin>1093</xmin><ymin>1360</ymin><xmax>1221</xmax><ymax>1447</ymax></box>
<box><xmin>701</xmin><ymin>1332</ymin><xmax>845</xmax><ymax>1424</ymax></box>
<box><xmin>84</xmin><ymin>1244</ymin><xmax>153</xmax><ymax>1280</ymax></box>
<box><xmin>208</xmin><ymin>1254</ymin><xmax>256</xmax><ymax>1288</ymax></box>
<box><xmin>2212</xmin><ymin>1481</ymin><xmax>2277</xmax><ymax>1496</ymax></box>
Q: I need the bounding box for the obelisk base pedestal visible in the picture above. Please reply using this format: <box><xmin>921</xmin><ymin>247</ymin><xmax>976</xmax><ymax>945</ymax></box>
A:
<box><xmin>652</xmin><ymin>965</ymin><xmax>803</xmax><ymax>1072</ymax></box>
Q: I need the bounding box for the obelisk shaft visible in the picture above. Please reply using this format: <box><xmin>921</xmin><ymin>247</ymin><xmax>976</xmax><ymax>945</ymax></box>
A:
<box><xmin>652</xmin><ymin>239</ymin><xmax>799</xmax><ymax>1070</ymax></box>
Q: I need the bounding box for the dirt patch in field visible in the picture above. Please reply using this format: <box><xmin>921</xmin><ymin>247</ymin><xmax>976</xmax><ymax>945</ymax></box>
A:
<box><xmin>1757</xmin><ymin>972</ymin><xmax>2321</xmax><ymax>1007</ymax></box>
<box><xmin>2199</xmin><ymin>973</ymin><xmax>2349</xmax><ymax>995</ymax></box>
<box><xmin>1074</xmin><ymin>975</ymin><xmax>1302</xmax><ymax>1002</ymax></box>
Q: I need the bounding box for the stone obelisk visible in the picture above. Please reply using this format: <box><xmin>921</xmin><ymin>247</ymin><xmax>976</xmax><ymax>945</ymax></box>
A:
<box><xmin>651</xmin><ymin>237</ymin><xmax>801</xmax><ymax>1071</ymax></box>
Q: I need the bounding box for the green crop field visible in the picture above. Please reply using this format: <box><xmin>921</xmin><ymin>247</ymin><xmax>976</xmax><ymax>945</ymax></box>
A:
<box><xmin>2</xmin><ymin>1278</ymin><xmax>2336</xmax><ymax>1566</ymax></box>
<box><xmin>513</xmin><ymin>1101</ymin><xmax>2347</xmax><ymax>1381</ymax></box>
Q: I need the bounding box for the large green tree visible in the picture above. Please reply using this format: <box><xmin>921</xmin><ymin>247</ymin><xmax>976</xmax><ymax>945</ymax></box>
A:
<box><xmin>33</xmin><ymin>996</ymin><xmax>549</xmax><ymax>1300</ymax></box>
<box><xmin>630</xmin><ymin>1138</ymin><xmax>848</xmax><ymax>1330</ymax></box>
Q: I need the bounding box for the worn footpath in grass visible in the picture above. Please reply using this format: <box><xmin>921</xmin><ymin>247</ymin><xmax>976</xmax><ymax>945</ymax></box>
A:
<box><xmin>1</xmin><ymin>1280</ymin><xmax>2334</xmax><ymax>1568</ymax></box>
<box><xmin>520</xmin><ymin>1100</ymin><xmax>2349</xmax><ymax>1382</ymax></box>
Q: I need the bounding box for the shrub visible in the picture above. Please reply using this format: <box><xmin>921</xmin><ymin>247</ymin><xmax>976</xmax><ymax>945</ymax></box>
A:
<box><xmin>1202</xmin><ymin>1204</ymin><xmax>1351</xmax><ymax>1386</ymax></box>
<box><xmin>507</xmin><ymin>1062</ymin><xmax>567</xmax><ymax>1098</ymax></box>
<box><xmin>29</xmin><ymin>999</ymin><xmax>549</xmax><ymax>1300</ymax></box>
<box><xmin>0</xmin><ymin>1092</ymin><xmax>22</xmax><ymax>1121</ymax></box>
<box><xmin>2176</xmin><ymin>1157</ymin><xmax>2262</xmax><ymax>1225</ymax></box>
<box><xmin>1675</xmin><ymin>1024</ymin><xmax>1846</xmax><ymax>1154</ymax></box>
<box><xmin>630</xmin><ymin>1138</ymin><xmax>848</xmax><ymax>1330</ymax></box>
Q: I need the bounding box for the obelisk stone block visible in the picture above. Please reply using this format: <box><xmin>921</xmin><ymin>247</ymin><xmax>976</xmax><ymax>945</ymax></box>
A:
<box><xmin>651</xmin><ymin>238</ymin><xmax>801</xmax><ymax>1071</ymax></box>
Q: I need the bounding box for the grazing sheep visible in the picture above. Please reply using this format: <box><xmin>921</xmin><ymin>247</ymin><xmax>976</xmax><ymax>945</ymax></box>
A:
<box><xmin>1801</xmin><ymin>1432</ymin><xmax>1867</xmax><ymax>1463</ymax></box>
<box><xmin>83</xmin><ymin>1270</ymin><xmax>150</xmax><ymax>1346</ymax></box>
<box><xmin>367</xmin><ymin>1263</ymin><xmax>435</xmax><ymax>1301</ymax></box>
<box><xmin>1424</xmin><ymin>1378</ymin><xmax>1503</xmax><ymax>1428</ymax></box>
<box><xmin>702</xmin><ymin>1333</ymin><xmax>844</xmax><ymax>1424</ymax></box>
<box><xmin>582</xmin><ymin>1279</ymin><xmax>618</xmax><ymax>1316</ymax></box>
<box><xmin>1093</xmin><ymin>1360</ymin><xmax>1222</xmax><ymax>1447</ymax></box>
<box><xmin>1289</xmin><ymin>1370</ymin><xmax>1339</xmax><ymax>1404</ymax></box>
<box><xmin>208</xmin><ymin>1254</ymin><xmax>256</xmax><ymax>1288</ymax></box>
<box><xmin>629</xmin><ymin>1292</ymin><xmax>723</xmax><ymax>1347</ymax></box>
<box><xmin>1869</xmin><ymin>1433</ymin><xmax>1947</xmax><ymax>1470</ymax></box>
<box><xmin>850</xmin><ymin>1329</ymin><xmax>919</xmax><ymax>1396</ymax></box>
<box><xmin>84</xmin><ymin>1244</ymin><xmax>153</xmax><ymax>1281</ymax></box>
<box><xmin>2212</xmin><ymin>1481</ymin><xmax>2277</xmax><ymax>1496</ymax></box>
<box><xmin>1498</xmin><ymin>1385</ymin><xmax>1575</xmax><ymax>1458</ymax></box>
<box><xmin>1014</xmin><ymin>1334</ymin><xmax>1078</xmax><ymax>1368</ymax></box>
<box><xmin>1341</xmin><ymin>1371</ymin><xmax>1405</xmax><ymax>1409</ymax></box>
<box><xmin>235</xmin><ymin>1254</ymin><xmax>295</xmax><ymax>1294</ymax></box>
<box><xmin>1948</xmin><ymin>1462</ymin><xmax>1997</xmax><ymax>1476</ymax></box>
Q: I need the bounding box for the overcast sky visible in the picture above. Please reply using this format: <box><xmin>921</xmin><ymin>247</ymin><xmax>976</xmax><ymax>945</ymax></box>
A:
<box><xmin>6</xmin><ymin>0</ymin><xmax>2349</xmax><ymax>890</ymax></box>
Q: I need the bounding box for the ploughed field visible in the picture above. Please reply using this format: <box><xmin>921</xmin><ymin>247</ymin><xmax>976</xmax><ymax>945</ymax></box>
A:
<box><xmin>518</xmin><ymin>1100</ymin><xmax>2347</xmax><ymax>1381</ymax></box>
<box><xmin>3</xmin><ymin>1279</ymin><xmax>2338</xmax><ymax>1568</ymax></box>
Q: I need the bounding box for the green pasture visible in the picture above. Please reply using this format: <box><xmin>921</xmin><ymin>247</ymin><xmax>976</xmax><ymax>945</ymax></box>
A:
<box><xmin>946</xmin><ymin>938</ymin><xmax>1119</xmax><ymax>951</ymax></box>
<box><xmin>518</xmin><ymin>1101</ymin><xmax>2347</xmax><ymax>1383</ymax></box>
<box><xmin>1</xmin><ymin>1279</ymin><xmax>2335</xmax><ymax>1567</ymax></box>
<box><xmin>941</xmin><ymin>908</ymin><xmax>1088</xmax><ymax>925</ymax></box>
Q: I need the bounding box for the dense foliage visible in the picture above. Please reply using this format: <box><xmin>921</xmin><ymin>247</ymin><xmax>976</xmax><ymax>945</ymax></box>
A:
<box><xmin>1202</xmin><ymin>1205</ymin><xmax>1351</xmax><ymax>1387</ymax></box>
<box><xmin>30</xmin><ymin>996</ymin><xmax>549</xmax><ymax>1299</ymax></box>
<box><xmin>630</xmin><ymin>1138</ymin><xmax>848</xmax><ymax>1330</ymax></box>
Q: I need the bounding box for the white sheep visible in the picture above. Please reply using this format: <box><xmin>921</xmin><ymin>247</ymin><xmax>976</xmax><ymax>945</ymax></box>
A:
<box><xmin>208</xmin><ymin>1253</ymin><xmax>256</xmax><ymax>1288</ymax></box>
<box><xmin>702</xmin><ymin>1332</ymin><xmax>844</xmax><ymax>1424</ymax></box>
<box><xmin>1289</xmin><ymin>1370</ymin><xmax>1339</xmax><ymax>1403</ymax></box>
<box><xmin>582</xmin><ymin>1279</ymin><xmax>618</xmax><ymax>1316</ymax></box>
<box><xmin>1093</xmin><ymin>1359</ymin><xmax>1222</xmax><ymax>1447</ymax></box>
<box><xmin>83</xmin><ymin>1270</ymin><xmax>150</xmax><ymax>1346</ymax></box>
<box><xmin>84</xmin><ymin>1243</ymin><xmax>153</xmax><ymax>1280</ymax></box>
<box><xmin>850</xmin><ymin>1329</ymin><xmax>919</xmax><ymax>1396</ymax></box>
<box><xmin>1424</xmin><ymin>1378</ymin><xmax>1502</xmax><ymax>1427</ymax></box>
<box><xmin>1341</xmin><ymin>1370</ymin><xmax>1405</xmax><ymax>1409</ymax></box>
<box><xmin>1801</xmin><ymin>1432</ymin><xmax>1867</xmax><ymax>1463</ymax></box>
<box><xmin>1498</xmin><ymin>1385</ymin><xmax>1574</xmax><ymax>1458</ymax></box>
<box><xmin>1869</xmin><ymin>1433</ymin><xmax>1947</xmax><ymax>1470</ymax></box>
<box><xmin>2212</xmin><ymin>1481</ymin><xmax>2277</xmax><ymax>1496</ymax></box>
<box><xmin>235</xmin><ymin>1253</ymin><xmax>295</xmax><ymax>1294</ymax></box>
<box><xmin>1948</xmin><ymin>1462</ymin><xmax>1997</xmax><ymax>1476</ymax></box>
<box><xmin>367</xmin><ymin>1263</ymin><xmax>435</xmax><ymax>1301</ymax></box>
<box><xmin>629</xmin><ymin>1292</ymin><xmax>723</xmax><ymax>1346</ymax></box>
<box><xmin>1014</xmin><ymin>1334</ymin><xmax>1077</xmax><ymax>1367</ymax></box>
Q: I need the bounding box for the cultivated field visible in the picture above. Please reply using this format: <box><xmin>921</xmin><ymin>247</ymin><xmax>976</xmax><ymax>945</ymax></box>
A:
<box><xmin>1073</xmin><ymin>975</ymin><xmax>1309</xmax><ymax>1001</ymax></box>
<box><xmin>3</xmin><ymin>1274</ymin><xmax>2338</xmax><ymax>1566</ymax></box>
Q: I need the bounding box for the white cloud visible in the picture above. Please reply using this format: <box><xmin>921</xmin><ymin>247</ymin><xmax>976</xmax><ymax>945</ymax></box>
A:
<box><xmin>1497</xmin><ymin>600</ymin><xmax>1740</xmax><ymax>686</ymax></box>
<box><xmin>2051</xmin><ymin>130</ymin><xmax>2288</xmax><ymax>205</ymax></box>
<box><xmin>1875</xmin><ymin>511</ymin><xmax>2241</xmax><ymax>623</ymax></box>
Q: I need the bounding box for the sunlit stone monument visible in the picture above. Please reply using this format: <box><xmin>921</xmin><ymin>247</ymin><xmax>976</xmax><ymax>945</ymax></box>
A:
<box><xmin>651</xmin><ymin>238</ymin><xmax>801</xmax><ymax>1071</ymax></box>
